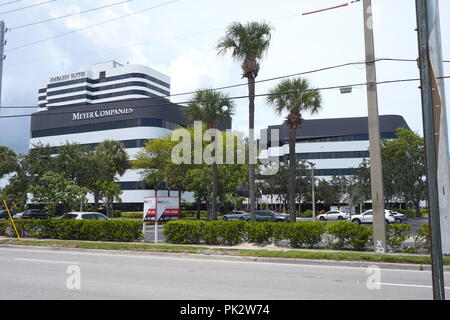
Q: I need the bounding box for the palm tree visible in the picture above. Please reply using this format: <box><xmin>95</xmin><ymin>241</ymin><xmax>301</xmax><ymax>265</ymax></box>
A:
<box><xmin>266</xmin><ymin>78</ymin><xmax>322</xmax><ymax>222</ymax></box>
<box><xmin>92</xmin><ymin>140</ymin><xmax>128</xmax><ymax>212</ymax></box>
<box><xmin>217</xmin><ymin>21</ymin><xmax>272</xmax><ymax>220</ymax></box>
<box><xmin>187</xmin><ymin>89</ymin><xmax>235</xmax><ymax>220</ymax></box>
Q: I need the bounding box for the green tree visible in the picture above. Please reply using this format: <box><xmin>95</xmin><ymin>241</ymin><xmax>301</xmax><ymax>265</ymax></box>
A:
<box><xmin>96</xmin><ymin>180</ymin><xmax>122</xmax><ymax>218</ymax></box>
<box><xmin>186</xmin><ymin>89</ymin><xmax>235</xmax><ymax>220</ymax></box>
<box><xmin>0</xmin><ymin>145</ymin><xmax>17</xmax><ymax>180</ymax></box>
<box><xmin>90</xmin><ymin>140</ymin><xmax>128</xmax><ymax>210</ymax></box>
<box><xmin>217</xmin><ymin>21</ymin><xmax>273</xmax><ymax>221</ymax></box>
<box><xmin>266</xmin><ymin>78</ymin><xmax>322</xmax><ymax>222</ymax></box>
<box><xmin>29</xmin><ymin>171</ymin><xmax>89</xmax><ymax>215</ymax></box>
<box><xmin>347</xmin><ymin>159</ymin><xmax>371</xmax><ymax>213</ymax></box>
<box><xmin>381</xmin><ymin>128</ymin><xmax>425</xmax><ymax>215</ymax></box>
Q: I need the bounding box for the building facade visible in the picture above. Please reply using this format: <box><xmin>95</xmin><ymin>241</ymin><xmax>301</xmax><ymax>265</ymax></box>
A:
<box><xmin>259</xmin><ymin>115</ymin><xmax>411</xmax><ymax>179</ymax></box>
<box><xmin>38</xmin><ymin>61</ymin><xmax>170</xmax><ymax>108</ymax></box>
<box><xmin>30</xmin><ymin>62</ymin><xmax>189</xmax><ymax>208</ymax></box>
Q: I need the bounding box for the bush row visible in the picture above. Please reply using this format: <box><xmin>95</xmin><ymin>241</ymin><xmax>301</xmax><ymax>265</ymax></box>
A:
<box><xmin>0</xmin><ymin>220</ymin><xmax>143</xmax><ymax>242</ymax></box>
<box><xmin>163</xmin><ymin>221</ymin><xmax>420</xmax><ymax>251</ymax></box>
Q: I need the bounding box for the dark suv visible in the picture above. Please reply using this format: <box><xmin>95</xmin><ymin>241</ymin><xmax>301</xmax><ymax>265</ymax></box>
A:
<box><xmin>21</xmin><ymin>209</ymin><xmax>49</xmax><ymax>220</ymax></box>
<box><xmin>244</xmin><ymin>211</ymin><xmax>290</xmax><ymax>222</ymax></box>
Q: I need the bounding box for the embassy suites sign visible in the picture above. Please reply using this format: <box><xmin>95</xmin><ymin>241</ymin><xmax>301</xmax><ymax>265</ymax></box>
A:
<box><xmin>72</xmin><ymin>107</ymin><xmax>134</xmax><ymax>121</ymax></box>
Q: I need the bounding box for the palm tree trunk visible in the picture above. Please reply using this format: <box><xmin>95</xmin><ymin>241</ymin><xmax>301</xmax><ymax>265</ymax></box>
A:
<box><xmin>248</xmin><ymin>76</ymin><xmax>257</xmax><ymax>221</ymax></box>
<box><xmin>211</xmin><ymin>162</ymin><xmax>218</xmax><ymax>220</ymax></box>
<box><xmin>288</xmin><ymin>126</ymin><xmax>297</xmax><ymax>222</ymax></box>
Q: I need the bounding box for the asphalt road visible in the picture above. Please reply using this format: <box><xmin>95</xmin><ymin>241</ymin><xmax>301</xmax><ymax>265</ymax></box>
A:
<box><xmin>0</xmin><ymin>246</ymin><xmax>449</xmax><ymax>300</ymax></box>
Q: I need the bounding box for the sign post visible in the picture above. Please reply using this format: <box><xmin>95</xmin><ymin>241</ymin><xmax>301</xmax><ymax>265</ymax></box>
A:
<box><xmin>143</xmin><ymin>196</ymin><xmax>180</xmax><ymax>244</ymax></box>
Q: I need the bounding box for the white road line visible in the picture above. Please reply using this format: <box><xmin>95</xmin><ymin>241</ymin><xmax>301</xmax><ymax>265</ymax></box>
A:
<box><xmin>15</xmin><ymin>258</ymin><xmax>79</xmax><ymax>265</ymax></box>
<box><xmin>378</xmin><ymin>282</ymin><xmax>450</xmax><ymax>290</ymax></box>
<box><xmin>0</xmin><ymin>247</ymin><xmax>445</xmax><ymax>274</ymax></box>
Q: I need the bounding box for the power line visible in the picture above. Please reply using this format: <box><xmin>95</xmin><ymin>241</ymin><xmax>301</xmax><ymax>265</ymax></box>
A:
<box><xmin>0</xmin><ymin>58</ymin><xmax>421</xmax><ymax>109</ymax></box>
<box><xmin>0</xmin><ymin>0</ymin><xmax>55</xmax><ymax>15</ymax></box>
<box><xmin>1</xmin><ymin>76</ymin><xmax>449</xmax><ymax>118</ymax></box>
<box><xmin>4</xmin><ymin>0</ymin><xmax>179</xmax><ymax>53</ymax></box>
<box><xmin>9</xmin><ymin>0</ymin><xmax>133</xmax><ymax>30</ymax></box>
<box><xmin>0</xmin><ymin>0</ymin><xmax>23</xmax><ymax>7</ymax></box>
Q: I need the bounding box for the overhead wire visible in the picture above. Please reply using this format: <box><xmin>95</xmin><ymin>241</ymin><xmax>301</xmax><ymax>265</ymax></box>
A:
<box><xmin>9</xmin><ymin>0</ymin><xmax>133</xmax><ymax>30</ymax></box>
<box><xmin>0</xmin><ymin>0</ymin><xmax>55</xmax><ymax>15</ymax></box>
<box><xmin>0</xmin><ymin>58</ymin><xmax>425</xmax><ymax>109</ymax></box>
<box><xmin>4</xmin><ymin>0</ymin><xmax>179</xmax><ymax>53</ymax></box>
<box><xmin>1</xmin><ymin>75</ymin><xmax>449</xmax><ymax>118</ymax></box>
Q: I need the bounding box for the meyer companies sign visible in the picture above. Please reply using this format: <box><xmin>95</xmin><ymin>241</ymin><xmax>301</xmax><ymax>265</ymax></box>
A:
<box><xmin>72</xmin><ymin>107</ymin><xmax>134</xmax><ymax>121</ymax></box>
<box><xmin>143</xmin><ymin>196</ymin><xmax>180</xmax><ymax>223</ymax></box>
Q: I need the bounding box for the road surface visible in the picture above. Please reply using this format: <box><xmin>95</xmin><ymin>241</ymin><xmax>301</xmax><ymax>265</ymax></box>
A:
<box><xmin>0</xmin><ymin>246</ymin><xmax>448</xmax><ymax>300</ymax></box>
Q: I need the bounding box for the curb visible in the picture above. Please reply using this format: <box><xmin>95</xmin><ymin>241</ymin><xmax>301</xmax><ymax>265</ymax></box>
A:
<box><xmin>0</xmin><ymin>242</ymin><xmax>447</xmax><ymax>272</ymax></box>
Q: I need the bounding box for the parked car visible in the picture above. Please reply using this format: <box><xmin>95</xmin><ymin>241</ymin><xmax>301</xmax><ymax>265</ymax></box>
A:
<box><xmin>61</xmin><ymin>212</ymin><xmax>109</xmax><ymax>220</ymax></box>
<box><xmin>0</xmin><ymin>210</ymin><xmax>10</xmax><ymax>221</ymax></box>
<box><xmin>243</xmin><ymin>211</ymin><xmax>290</xmax><ymax>222</ymax></box>
<box><xmin>317</xmin><ymin>210</ymin><xmax>350</xmax><ymax>221</ymax></box>
<box><xmin>351</xmin><ymin>210</ymin><xmax>396</xmax><ymax>225</ymax></box>
<box><xmin>390</xmin><ymin>211</ymin><xmax>408</xmax><ymax>224</ymax></box>
<box><xmin>222</xmin><ymin>211</ymin><xmax>248</xmax><ymax>221</ymax></box>
<box><xmin>13</xmin><ymin>212</ymin><xmax>23</xmax><ymax>219</ymax></box>
<box><xmin>21</xmin><ymin>209</ymin><xmax>49</xmax><ymax>220</ymax></box>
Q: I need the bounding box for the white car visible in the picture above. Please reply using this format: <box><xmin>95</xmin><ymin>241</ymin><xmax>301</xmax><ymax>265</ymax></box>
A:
<box><xmin>61</xmin><ymin>212</ymin><xmax>109</xmax><ymax>220</ymax></box>
<box><xmin>317</xmin><ymin>210</ymin><xmax>350</xmax><ymax>221</ymax></box>
<box><xmin>351</xmin><ymin>210</ymin><xmax>396</xmax><ymax>225</ymax></box>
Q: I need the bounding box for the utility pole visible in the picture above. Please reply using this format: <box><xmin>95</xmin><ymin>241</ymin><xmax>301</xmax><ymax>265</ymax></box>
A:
<box><xmin>0</xmin><ymin>21</ymin><xmax>5</xmax><ymax>110</ymax></box>
<box><xmin>362</xmin><ymin>0</ymin><xmax>386</xmax><ymax>253</ymax></box>
<box><xmin>415</xmin><ymin>0</ymin><xmax>446</xmax><ymax>300</ymax></box>
<box><xmin>311</xmin><ymin>164</ymin><xmax>316</xmax><ymax>221</ymax></box>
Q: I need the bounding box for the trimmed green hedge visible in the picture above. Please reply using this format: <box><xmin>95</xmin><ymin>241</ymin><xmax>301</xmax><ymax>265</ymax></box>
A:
<box><xmin>163</xmin><ymin>220</ymin><xmax>426</xmax><ymax>252</ymax></box>
<box><xmin>0</xmin><ymin>220</ymin><xmax>143</xmax><ymax>242</ymax></box>
<box><xmin>121</xmin><ymin>212</ymin><xmax>144</xmax><ymax>219</ymax></box>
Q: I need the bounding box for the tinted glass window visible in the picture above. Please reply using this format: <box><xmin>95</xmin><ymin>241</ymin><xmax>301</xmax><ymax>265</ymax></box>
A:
<box><xmin>62</xmin><ymin>214</ymin><xmax>78</xmax><ymax>220</ymax></box>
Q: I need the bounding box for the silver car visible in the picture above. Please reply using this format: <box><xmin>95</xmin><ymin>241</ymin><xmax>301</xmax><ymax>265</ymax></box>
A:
<box><xmin>222</xmin><ymin>211</ymin><xmax>248</xmax><ymax>221</ymax></box>
<box><xmin>317</xmin><ymin>210</ymin><xmax>350</xmax><ymax>221</ymax></box>
<box><xmin>61</xmin><ymin>212</ymin><xmax>109</xmax><ymax>220</ymax></box>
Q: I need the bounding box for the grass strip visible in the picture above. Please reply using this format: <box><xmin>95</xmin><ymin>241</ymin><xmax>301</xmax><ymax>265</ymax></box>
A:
<box><xmin>1</xmin><ymin>238</ymin><xmax>448</xmax><ymax>265</ymax></box>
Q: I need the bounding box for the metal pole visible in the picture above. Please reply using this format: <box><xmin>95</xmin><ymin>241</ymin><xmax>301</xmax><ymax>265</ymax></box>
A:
<box><xmin>415</xmin><ymin>0</ymin><xmax>445</xmax><ymax>300</ymax></box>
<box><xmin>0</xmin><ymin>21</ymin><xmax>5</xmax><ymax>110</ymax></box>
<box><xmin>311</xmin><ymin>165</ymin><xmax>316</xmax><ymax>221</ymax></box>
<box><xmin>363</xmin><ymin>0</ymin><xmax>386</xmax><ymax>253</ymax></box>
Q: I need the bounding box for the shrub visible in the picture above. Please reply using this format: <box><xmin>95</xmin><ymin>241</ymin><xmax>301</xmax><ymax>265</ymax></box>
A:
<box><xmin>121</xmin><ymin>212</ymin><xmax>144</xmax><ymax>219</ymax></box>
<box><xmin>219</xmin><ymin>220</ymin><xmax>248</xmax><ymax>246</ymax></box>
<box><xmin>0</xmin><ymin>220</ymin><xmax>143</xmax><ymax>242</ymax></box>
<box><xmin>163</xmin><ymin>221</ymin><xmax>204</xmax><ymax>244</ymax></box>
<box><xmin>247</xmin><ymin>223</ymin><xmax>274</xmax><ymax>245</ymax></box>
<box><xmin>326</xmin><ymin>221</ymin><xmax>373</xmax><ymax>251</ymax></box>
<box><xmin>386</xmin><ymin>223</ymin><xmax>412</xmax><ymax>251</ymax></box>
<box><xmin>272</xmin><ymin>223</ymin><xmax>292</xmax><ymax>242</ymax></box>
<box><xmin>288</xmin><ymin>222</ymin><xmax>326</xmax><ymax>249</ymax></box>
<box><xmin>202</xmin><ymin>221</ymin><xmax>223</xmax><ymax>245</ymax></box>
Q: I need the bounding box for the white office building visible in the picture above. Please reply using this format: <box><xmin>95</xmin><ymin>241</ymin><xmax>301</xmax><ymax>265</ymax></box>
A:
<box><xmin>30</xmin><ymin>61</ymin><xmax>193</xmax><ymax>209</ymax></box>
<box><xmin>260</xmin><ymin>115</ymin><xmax>411</xmax><ymax>179</ymax></box>
<box><xmin>38</xmin><ymin>61</ymin><xmax>171</xmax><ymax>108</ymax></box>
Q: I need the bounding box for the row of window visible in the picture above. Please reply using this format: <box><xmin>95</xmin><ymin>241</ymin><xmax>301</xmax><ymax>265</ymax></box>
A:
<box><xmin>43</xmin><ymin>90</ymin><xmax>164</xmax><ymax>105</ymax></box>
<box><xmin>295</xmin><ymin>150</ymin><xmax>370</xmax><ymax>160</ymax></box>
<box><xmin>314</xmin><ymin>168</ymin><xmax>356</xmax><ymax>176</ymax></box>
<box><xmin>42</xmin><ymin>81</ymin><xmax>170</xmax><ymax>99</ymax></box>
<box><xmin>295</xmin><ymin>132</ymin><xmax>396</xmax><ymax>143</ymax></box>
<box><xmin>31</xmin><ymin>118</ymin><xmax>182</xmax><ymax>138</ymax></box>
<box><xmin>44</xmin><ymin>72</ymin><xmax>171</xmax><ymax>90</ymax></box>
<box><xmin>118</xmin><ymin>181</ymin><xmax>167</xmax><ymax>191</ymax></box>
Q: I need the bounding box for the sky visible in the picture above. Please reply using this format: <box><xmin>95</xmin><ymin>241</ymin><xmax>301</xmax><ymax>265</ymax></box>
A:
<box><xmin>0</xmin><ymin>0</ymin><xmax>449</xmax><ymax>155</ymax></box>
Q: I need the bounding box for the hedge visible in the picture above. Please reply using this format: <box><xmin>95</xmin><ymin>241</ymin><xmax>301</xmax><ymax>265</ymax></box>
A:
<box><xmin>163</xmin><ymin>220</ymin><xmax>427</xmax><ymax>252</ymax></box>
<box><xmin>121</xmin><ymin>212</ymin><xmax>144</xmax><ymax>219</ymax></box>
<box><xmin>0</xmin><ymin>220</ymin><xmax>143</xmax><ymax>242</ymax></box>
